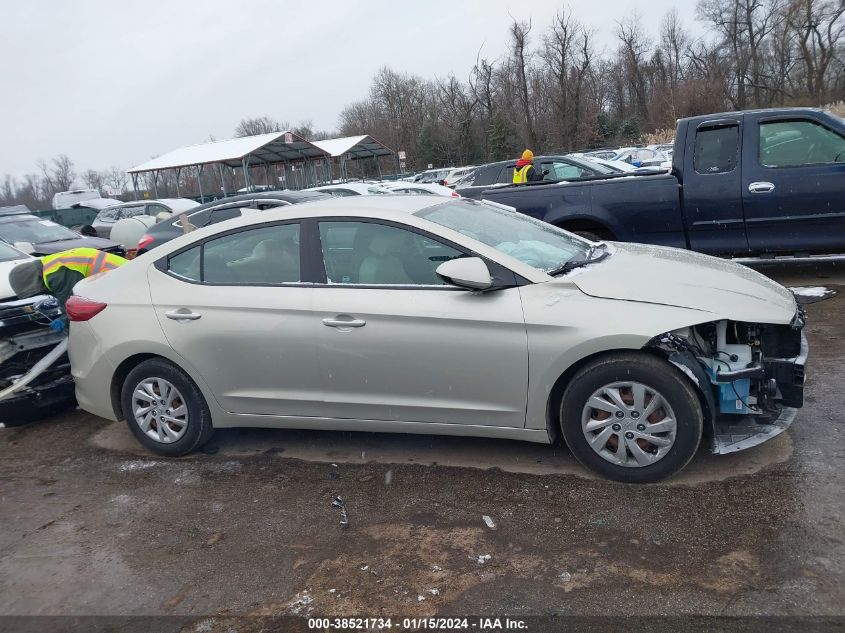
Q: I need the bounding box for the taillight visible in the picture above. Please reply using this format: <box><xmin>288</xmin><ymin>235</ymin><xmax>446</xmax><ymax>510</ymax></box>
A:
<box><xmin>66</xmin><ymin>296</ymin><xmax>107</xmax><ymax>322</ymax></box>
<box><xmin>137</xmin><ymin>234</ymin><xmax>154</xmax><ymax>252</ymax></box>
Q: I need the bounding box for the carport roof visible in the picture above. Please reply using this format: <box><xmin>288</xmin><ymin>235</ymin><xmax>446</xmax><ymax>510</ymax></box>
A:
<box><xmin>313</xmin><ymin>135</ymin><xmax>394</xmax><ymax>159</ymax></box>
<box><xmin>127</xmin><ymin>131</ymin><xmax>330</xmax><ymax>174</ymax></box>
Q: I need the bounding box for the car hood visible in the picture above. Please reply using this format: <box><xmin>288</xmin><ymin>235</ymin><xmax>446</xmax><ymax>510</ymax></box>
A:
<box><xmin>569</xmin><ymin>242</ymin><xmax>797</xmax><ymax>324</ymax></box>
<box><xmin>33</xmin><ymin>236</ymin><xmax>121</xmax><ymax>255</ymax></box>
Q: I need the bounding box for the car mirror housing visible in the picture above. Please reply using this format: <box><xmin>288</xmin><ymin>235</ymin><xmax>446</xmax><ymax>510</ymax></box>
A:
<box><xmin>13</xmin><ymin>241</ymin><xmax>35</xmax><ymax>254</ymax></box>
<box><xmin>436</xmin><ymin>257</ymin><xmax>493</xmax><ymax>291</ymax></box>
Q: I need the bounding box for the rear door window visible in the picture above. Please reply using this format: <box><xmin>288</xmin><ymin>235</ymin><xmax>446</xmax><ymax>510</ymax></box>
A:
<box><xmin>167</xmin><ymin>223</ymin><xmax>301</xmax><ymax>285</ymax></box>
<box><xmin>694</xmin><ymin>125</ymin><xmax>740</xmax><ymax>174</ymax></box>
<box><xmin>118</xmin><ymin>205</ymin><xmax>146</xmax><ymax>219</ymax></box>
<box><xmin>497</xmin><ymin>165</ymin><xmax>515</xmax><ymax>183</ymax></box>
<box><xmin>471</xmin><ymin>165</ymin><xmax>498</xmax><ymax>186</ymax></box>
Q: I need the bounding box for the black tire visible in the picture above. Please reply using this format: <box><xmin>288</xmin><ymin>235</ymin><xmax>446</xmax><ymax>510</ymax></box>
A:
<box><xmin>560</xmin><ymin>352</ymin><xmax>703</xmax><ymax>483</ymax></box>
<box><xmin>121</xmin><ymin>358</ymin><xmax>214</xmax><ymax>456</ymax></box>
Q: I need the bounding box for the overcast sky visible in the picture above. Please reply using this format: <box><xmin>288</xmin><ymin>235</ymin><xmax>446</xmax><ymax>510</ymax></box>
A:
<box><xmin>0</xmin><ymin>0</ymin><xmax>702</xmax><ymax>180</ymax></box>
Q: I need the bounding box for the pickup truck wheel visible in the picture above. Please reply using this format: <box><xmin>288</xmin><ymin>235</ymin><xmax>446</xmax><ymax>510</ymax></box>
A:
<box><xmin>121</xmin><ymin>359</ymin><xmax>214</xmax><ymax>456</ymax></box>
<box><xmin>560</xmin><ymin>353</ymin><xmax>703</xmax><ymax>483</ymax></box>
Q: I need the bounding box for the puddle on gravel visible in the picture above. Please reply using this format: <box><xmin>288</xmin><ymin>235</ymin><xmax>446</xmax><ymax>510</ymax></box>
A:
<box><xmin>90</xmin><ymin>421</ymin><xmax>793</xmax><ymax>486</ymax></box>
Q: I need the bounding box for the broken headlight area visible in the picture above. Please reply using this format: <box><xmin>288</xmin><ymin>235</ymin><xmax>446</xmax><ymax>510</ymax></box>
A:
<box><xmin>0</xmin><ymin>295</ymin><xmax>75</xmax><ymax>427</ymax></box>
<box><xmin>647</xmin><ymin>313</ymin><xmax>808</xmax><ymax>454</ymax></box>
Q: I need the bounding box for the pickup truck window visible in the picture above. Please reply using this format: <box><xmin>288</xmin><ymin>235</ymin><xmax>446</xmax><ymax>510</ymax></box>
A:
<box><xmin>759</xmin><ymin>120</ymin><xmax>845</xmax><ymax>167</ymax></box>
<box><xmin>694</xmin><ymin>125</ymin><xmax>739</xmax><ymax>174</ymax></box>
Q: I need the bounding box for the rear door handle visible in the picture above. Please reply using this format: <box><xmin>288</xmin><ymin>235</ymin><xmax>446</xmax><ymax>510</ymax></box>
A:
<box><xmin>748</xmin><ymin>181</ymin><xmax>775</xmax><ymax>193</ymax></box>
<box><xmin>322</xmin><ymin>317</ymin><xmax>366</xmax><ymax>328</ymax></box>
<box><xmin>166</xmin><ymin>309</ymin><xmax>202</xmax><ymax>321</ymax></box>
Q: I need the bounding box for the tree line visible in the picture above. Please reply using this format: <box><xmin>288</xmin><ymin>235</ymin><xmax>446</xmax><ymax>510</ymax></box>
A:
<box><xmin>339</xmin><ymin>0</ymin><xmax>845</xmax><ymax>168</ymax></box>
<box><xmin>2</xmin><ymin>0</ymin><xmax>843</xmax><ymax>209</ymax></box>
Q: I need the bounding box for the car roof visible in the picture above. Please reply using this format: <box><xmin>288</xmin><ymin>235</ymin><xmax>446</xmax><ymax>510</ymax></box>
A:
<box><xmin>306</xmin><ymin>183</ymin><xmax>374</xmax><ymax>193</ymax></box>
<box><xmin>190</xmin><ymin>194</ymin><xmax>447</xmax><ymax>227</ymax></box>
<box><xmin>189</xmin><ymin>190</ymin><xmax>328</xmax><ymax>212</ymax></box>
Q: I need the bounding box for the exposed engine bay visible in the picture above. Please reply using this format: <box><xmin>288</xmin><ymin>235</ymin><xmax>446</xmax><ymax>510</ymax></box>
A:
<box><xmin>0</xmin><ymin>295</ymin><xmax>74</xmax><ymax>426</ymax></box>
<box><xmin>647</xmin><ymin>303</ymin><xmax>808</xmax><ymax>453</ymax></box>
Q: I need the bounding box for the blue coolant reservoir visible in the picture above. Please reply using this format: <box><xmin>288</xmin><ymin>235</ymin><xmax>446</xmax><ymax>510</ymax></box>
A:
<box><xmin>702</xmin><ymin>364</ymin><xmax>751</xmax><ymax>414</ymax></box>
<box><xmin>700</xmin><ymin>321</ymin><xmax>754</xmax><ymax>415</ymax></box>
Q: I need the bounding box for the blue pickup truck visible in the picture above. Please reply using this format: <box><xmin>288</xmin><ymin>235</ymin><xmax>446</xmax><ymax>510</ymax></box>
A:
<box><xmin>476</xmin><ymin>108</ymin><xmax>845</xmax><ymax>256</ymax></box>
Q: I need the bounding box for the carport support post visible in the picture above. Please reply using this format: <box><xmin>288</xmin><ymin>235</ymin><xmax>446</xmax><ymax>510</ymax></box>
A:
<box><xmin>217</xmin><ymin>163</ymin><xmax>228</xmax><ymax>197</ymax></box>
<box><xmin>131</xmin><ymin>173</ymin><xmax>139</xmax><ymax>200</ymax></box>
<box><xmin>152</xmin><ymin>172</ymin><xmax>159</xmax><ymax>198</ymax></box>
<box><xmin>196</xmin><ymin>165</ymin><xmax>204</xmax><ymax>201</ymax></box>
<box><xmin>242</xmin><ymin>157</ymin><xmax>252</xmax><ymax>192</ymax></box>
<box><xmin>175</xmin><ymin>168</ymin><xmax>182</xmax><ymax>197</ymax></box>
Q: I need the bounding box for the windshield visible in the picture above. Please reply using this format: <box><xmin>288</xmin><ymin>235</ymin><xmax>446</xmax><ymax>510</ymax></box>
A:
<box><xmin>0</xmin><ymin>218</ymin><xmax>79</xmax><ymax>244</ymax></box>
<box><xmin>416</xmin><ymin>200</ymin><xmax>590</xmax><ymax>272</ymax></box>
<box><xmin>0</xmin><ymin>242</ymin><xmax>28</xmax><ymax>262</ymax></box>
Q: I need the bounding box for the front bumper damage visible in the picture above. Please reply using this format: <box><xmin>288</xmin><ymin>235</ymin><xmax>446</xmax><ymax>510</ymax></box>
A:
<box><xmin>0</xmin><ymin>295</ymin><xmax>75</xmax><ymax>427</ymax></box>
<box><xmin>648</xmin><ymin>308</ymin><xmax>809</xmax><ymax>455</ymax></box>
<box><xmin>705</xmin><ymin>329</ymin><xmax>808</xmax><ymax>453</ymax></box>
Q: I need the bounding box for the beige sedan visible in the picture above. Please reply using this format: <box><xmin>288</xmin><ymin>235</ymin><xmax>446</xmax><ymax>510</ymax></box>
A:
<box><xmin>67</xmin><ymin>196</ymin><xmax>806</xmax><ymax>482</ymax></box>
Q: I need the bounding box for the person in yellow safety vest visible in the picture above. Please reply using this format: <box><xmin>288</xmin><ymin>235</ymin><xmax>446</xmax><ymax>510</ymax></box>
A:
<box><xmin>512</xmin><ymin>149</ymin><xmax>544</xmax><ymax>184</ymax></box>
<box><xmin>8</xmin><ymin>247</ymin><xmax>127</xmax><ymax>332</ymax></box>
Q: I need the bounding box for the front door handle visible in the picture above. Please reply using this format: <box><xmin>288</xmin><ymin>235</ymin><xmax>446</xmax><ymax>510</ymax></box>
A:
<box><xmin>322</xmin><ymin>316</ymin><xmax>366</xmax><ymax>328</ymax></box>
<box><xmin>748</xmin><ymin>181</ymin><xmax>775</xmax><ymax>193</ymax></box>
<box><xmin>166</xmin><ymin>309</ymin><xmax>202</xmax><ymax>321</ymax></box>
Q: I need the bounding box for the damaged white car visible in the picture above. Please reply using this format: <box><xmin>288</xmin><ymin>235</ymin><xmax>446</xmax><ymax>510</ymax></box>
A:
<box><xmin>0</xmin><ymin>243</ymin><xmax>74</xmax><ymax>425</ymax></box>
<box><xmin>68</xmin><ymin>197</ymin><xmax>807</xmax><ymax>482</ymax></box>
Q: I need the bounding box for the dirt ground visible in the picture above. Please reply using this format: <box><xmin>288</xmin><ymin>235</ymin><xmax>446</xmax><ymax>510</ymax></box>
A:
<box><xmin>0</xmin><ymin>263</ymin><xmax>843</xmax><ymax>631</ymax></box>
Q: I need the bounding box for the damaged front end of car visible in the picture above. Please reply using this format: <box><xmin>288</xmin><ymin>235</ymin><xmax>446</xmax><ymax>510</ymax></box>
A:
<box><xmin>645</xmin><ymin>302</ymin><xmax>808</xmax><ymax>454</ymax></box>
<box><xmin>0</xmin><ymin>295</ymin><xmax>74</xmax><ymax>427</ymax></box>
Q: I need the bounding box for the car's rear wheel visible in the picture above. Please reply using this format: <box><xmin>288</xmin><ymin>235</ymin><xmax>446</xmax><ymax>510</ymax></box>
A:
<box><xmin>560</xmin><ymin>353</ymin><xmax>703</xmax><ymax>483</ymax></box>
<box><xmin>121</xmin><ymin>359</ymin><xmax>214</xmax><ymax>456</ymax></box>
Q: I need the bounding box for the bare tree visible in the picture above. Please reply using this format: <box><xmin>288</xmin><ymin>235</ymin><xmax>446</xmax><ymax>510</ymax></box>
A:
<box><xmin>38</xmin><ymin>154</ymin><xmax>76</xmax><ymax>194</ymax></box>
<box><xmin>106</xmin><ymin>166</ymin><xmax>129</xmax><ymax>195</ymax></box>
<box><xmin>615</xmin><ymin>12</ymin><xmax>653</xmax><ymax>124</ymax></box>
<box><xmin>234</xmin><ymin>116</ymin><xmax>282</xmax><ymax>137</ymax></box>
<box><xmin>510</xmin><ymin>19</ymin><xmax>538</xmax><ymax>148</ymax></box>
<box><xmin>787</xmin><ymin>0</ymin><xmax>845</xmax><ymax>103</ymax></box>
<box><xmin>82</xmin><ymin>169</ymin><xmax>106</xmax><ymax>192</ymax></box>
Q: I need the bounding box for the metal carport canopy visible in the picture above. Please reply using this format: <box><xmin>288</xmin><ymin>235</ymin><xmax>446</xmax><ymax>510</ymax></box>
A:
<box><xmin>313</xmin><ymin>135</ymin><xmax>394</xmax><ymax>159</ymax></box>
<box><xmin>127</xmin><ymin>131</ymin><xmax>330</xmax><ymax>173</ymax></box>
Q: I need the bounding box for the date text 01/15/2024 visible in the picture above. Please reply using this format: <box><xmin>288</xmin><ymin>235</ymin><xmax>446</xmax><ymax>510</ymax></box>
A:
<box><xmin>307</xmin><ymin>617</ymin><xmax>529</xmax><ymax>630</ymax></box>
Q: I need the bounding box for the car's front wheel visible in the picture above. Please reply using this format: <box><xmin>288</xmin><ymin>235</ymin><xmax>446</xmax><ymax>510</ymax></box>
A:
<box><xmin>121</xmin><ymin>358</ymin><xmax>214</xmax><ymax>456</ymax></box>
<box><xmin>560</xmin><ymin>353</ymin><xmax>703</xmax><ymax>483</ymax></box>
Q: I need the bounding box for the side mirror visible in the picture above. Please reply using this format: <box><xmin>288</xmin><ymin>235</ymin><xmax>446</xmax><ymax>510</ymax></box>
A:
<box><xmin>13</xmin><ymin>241</ymin><xmax>35</xmax><ymax>254</ymax></box>
<box><xmin>436</xmin><ymin>257</ymin><xmax>492</xmax><ymax>290</ymax></box>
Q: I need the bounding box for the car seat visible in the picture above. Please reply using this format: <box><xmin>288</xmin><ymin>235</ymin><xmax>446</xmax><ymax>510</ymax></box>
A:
<box><xmin>358</xmin><ymin>234</ymin><xmax>413</xmax><ymax>285</ymax></box>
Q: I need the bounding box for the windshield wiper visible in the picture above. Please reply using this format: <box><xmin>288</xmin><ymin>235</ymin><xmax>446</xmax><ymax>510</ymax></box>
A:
<box><xmin>548</xmin><ymin>242</ymin><xmax>609</xmax><ymax>276</ymax></box>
